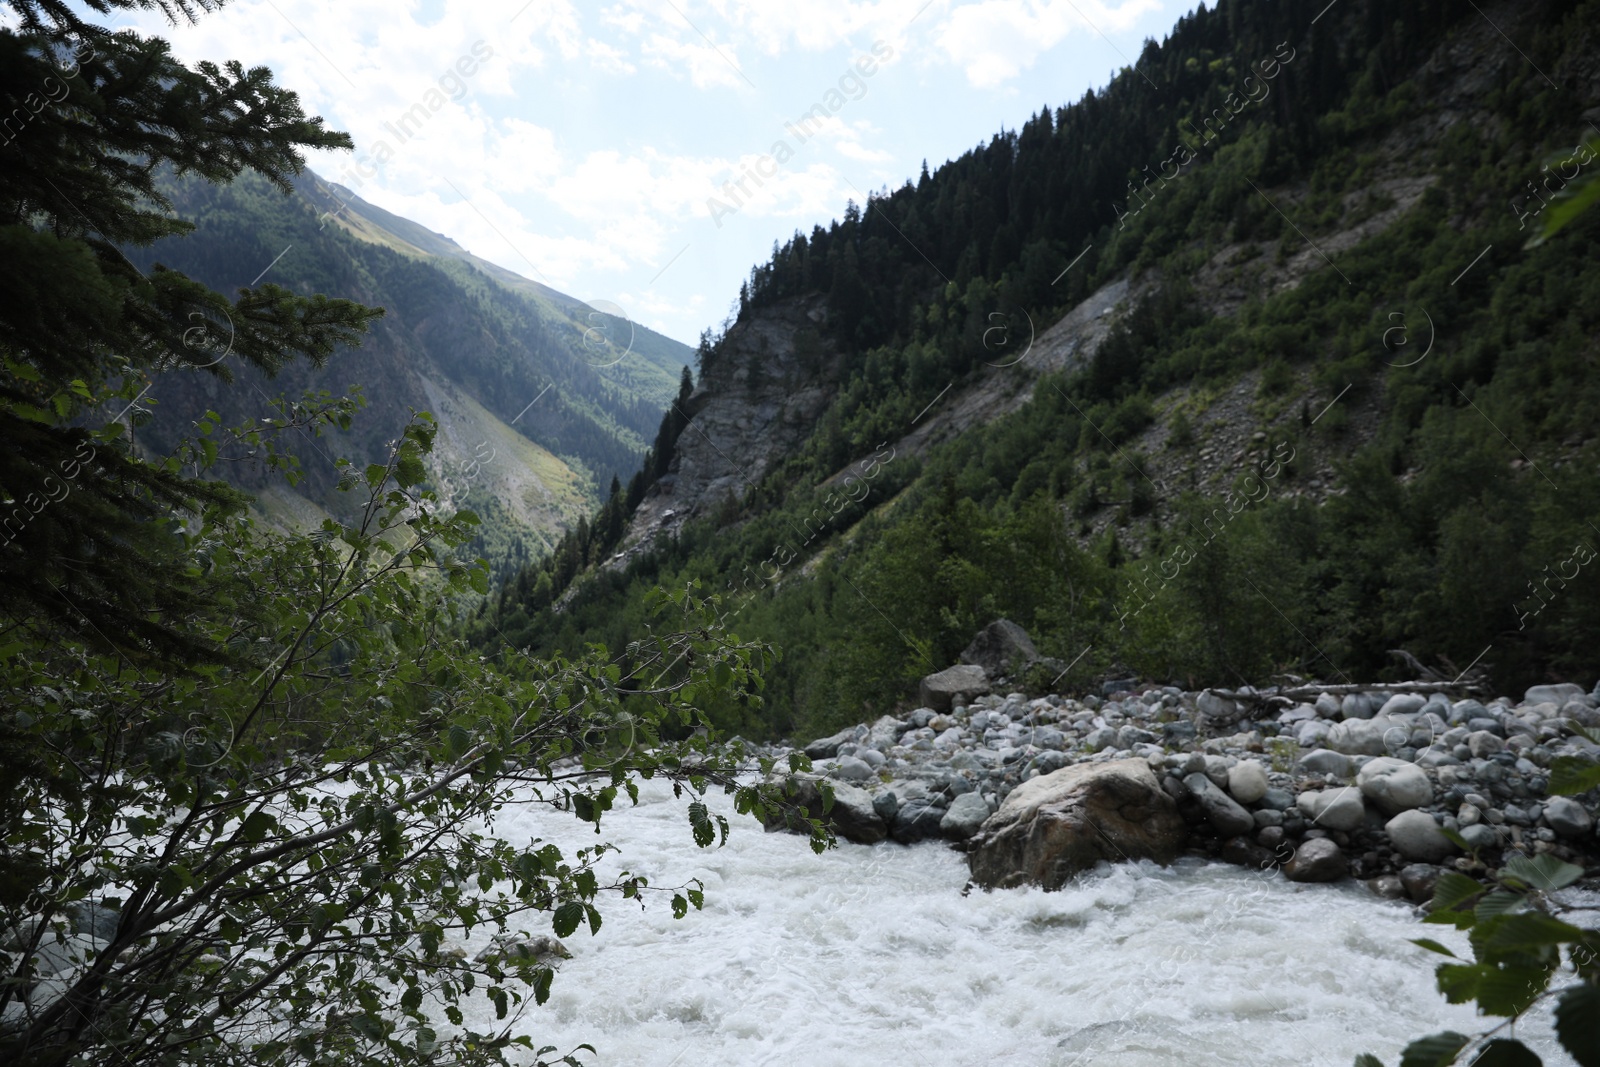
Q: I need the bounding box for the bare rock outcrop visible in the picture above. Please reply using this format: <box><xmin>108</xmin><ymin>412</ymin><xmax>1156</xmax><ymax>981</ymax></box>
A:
<box><xmin>967</xmin><ymin>758</ymin><xmax>1186</xmax><ymax>890</ymax></box>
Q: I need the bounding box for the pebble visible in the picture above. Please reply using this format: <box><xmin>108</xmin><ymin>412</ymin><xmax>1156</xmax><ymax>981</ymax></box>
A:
<box><xmin>781</xmin><ymin>675</ymin><xmax>1598</xmax><ymax>889</ymax></box>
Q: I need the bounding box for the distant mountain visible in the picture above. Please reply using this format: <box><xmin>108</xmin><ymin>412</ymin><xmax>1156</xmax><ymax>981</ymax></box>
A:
<box><xmin>125</xmin><ymin>167</ymin><xmax>694</xmax><ymax>579</ymax></box>
<box><xmin>481</xmin><ymin>0</ymin><xmax>1600</xmax><ymax>737</ymax></box>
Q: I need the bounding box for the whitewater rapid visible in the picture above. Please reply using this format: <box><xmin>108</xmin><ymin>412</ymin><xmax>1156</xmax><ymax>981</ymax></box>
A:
<box><xmin>457</xmin><ymin>779</ymin><xmax>1569</xmax><ymax>1066</ymax></box>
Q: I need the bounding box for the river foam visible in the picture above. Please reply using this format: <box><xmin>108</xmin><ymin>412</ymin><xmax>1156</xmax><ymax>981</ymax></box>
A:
<box><xmin>460</xmin><ymin>779</ymin><xmax>1570</xmax><ymax>1066</ymax></box>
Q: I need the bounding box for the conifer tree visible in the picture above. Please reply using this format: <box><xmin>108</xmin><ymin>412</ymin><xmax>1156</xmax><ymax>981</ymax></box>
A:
<box><xmin>0</xmin><ymin>0</ymin><xmax>380</xmax><ymax>668</ymax></box>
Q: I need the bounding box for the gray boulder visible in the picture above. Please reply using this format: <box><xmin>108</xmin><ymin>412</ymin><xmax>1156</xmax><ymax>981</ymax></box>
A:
<box><xmin>1260</xmin><ymin>788</ymin><xmax>1296</xmax><ymax>812</ymax></box>
<box><xmin>804</xmin><ymin>725</ymin><xmax>863</xmax><ymax>760</ymax></box>
<box><xmin>968</xmin><ymin>759</ymin><xmax>1186</xmax><ymax>890</ymax></box>
<box><xmin>865</xmin><ymin>715</ymin><xmax>909</xmax><ymax>750</ymax></box>
<box><xmin>1378</xmin><ymin>693</ymin><xmax>1427</xmax><ymax>718</ymax></box>
<box><xmin>1227</xmin><ymin>760</ymin><xmax>1270</xmax><ymax>804</ymax></box>
<box><xmin>1526</xmin><ymin>683</ymin><xmax>1586</xmax><ymax>706</ymax></box>
<box><xmin>1325</xmin><ymin>717</ymin><xmax>1392</xmax><ymax>756</ymax></box>
<box><xmin>1084</xmin><ymin>726</ymin><xmax>1118</xmax><ymax>752</ymax></box>
<box><xmin>828</xmin><ymin>756</ymin><xmax>875</xmax><ymax>782</ymax></box>
<box><xmin>1184</xmin><ymin>773</ymin><xmax>1256</xmax><ymax>837</ymax></box>
<box><xmin>1284</xmin><ymin>838</ymin><xmax>1347</xmax><ymax>883</ymax></box>
<box><xmin>959</xmin><ymin>619</ymin><xmax>1040</xmax><ymax>678</ymax></box>
<box><xmin>1356</xmin><ymin>757</ymin><xmax>1433</xmax><ymax>815</ymax></box>
<box><xmin>939</xmin><ymin>792</ymin><xmax>993</xmax><ymax>840</ymax></box>
<box><xmin>763</xmin><ymin>776</ymin><xmax>887</xmax><ymax>844</ymax></box>
<box><xmin>1467</xmin><ymin>731</ymin><xmax>1505</xmax><ymax>758</ymax></box>
<box><xmin>1298</xmin><ymin>749</ymin><xmax>1354</xmax><ymax>777</ymax></box>
<box><xmin>1297</xmin><ymin>787</ymin><xmax>1365</xmax><ymax>832</ymax></box>
<box><xmin>1544</xmin><ymin>796</ymin><xmax>1594</xmax><ymax>839</ymax></box>
<box><xmin>474</xmin><ymin>934</ymin><xmax>572</xmax><ymax>967</ymax></box>
<box><xmin>872</xmin><ymin>791</ymin><xmax>899</xmax><ymax>824</ymax></box>
<box><xmin>1341</xmin><ymin>693</ymin><xmax>1375</xmax><ymax>720</ymax></box>
<box><xmin>1386</xmin><ymin>810</ymin><xmax>1457</xmax><ymax>863</ymax></box>
<box><xmin>919</xmin><ymin>664</ymin><xmax>991</xmax><ymax>712</ymax></box>
<box><xmin>891</xmin><ymin>798</ymin><xmax>948</xmax><ymax>843</ymax></box>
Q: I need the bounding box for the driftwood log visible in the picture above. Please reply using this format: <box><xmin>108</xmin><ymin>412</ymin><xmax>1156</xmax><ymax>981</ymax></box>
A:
<box><xmin>1196</xmin><ymin>683</ymin><xmax>1489</xmax><ymax>733</ymax></box>
<box><xmin>1193</xmin><ymin>649</ymin><xmax>1492</xmax><ymax>732</ymax></box>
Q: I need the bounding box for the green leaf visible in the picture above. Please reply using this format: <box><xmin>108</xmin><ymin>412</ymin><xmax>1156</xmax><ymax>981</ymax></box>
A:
<box><xmin>1475</xmin><ymin>963</ymin><xmax>1553</xmax><ymax>1017</ymax></box>
<box><xmin>671</xmin><ymin>893</ymin><xmax>688</xmax><ymax>919</ymax></box>
<box><xmin>239</xmin><ymin>811</ymin><xmax>277</xmax><ymax>844</ymax></box>
<box><xmin>364</xmin><ymin>463</ymin><xmax>388</xmax><ymax>488</ymax></box>
<box><xmin>446</xmin><ymin>724</ymin><xmax>471</xmax><ymax>760</ymax></box>
<box><xmin>533</xmin><ymin>966</ymin><xmax>554</xmax><ymax>1006</ymax></box>
<box><xmin>400</xmin><ymin>984</ymin><xmax>422</xmax><ymax>1012</ymax></box>
<box><xmin>1437</xmin><ymin>963</ymin><xmax>1484</xmax><ymax>1004</ymax></box>
<box><xmin>1398</xmin><ymin>1031</ymin><xmax>1470</xmax><ymax>1067</ymax></box>
<box><xmin>552</xmin><ymin>901</ymin><xmax>584</xmax><ymax>938</ymax></box>
<box><xmin>1548</xmin><ymin>757</ymin><xmax>1600</xmax><ymax>796</ymax></box>
<box><xmin>1470</xmin><ymin>1039</ymin><xmax>1542</xmax><ymax>1067</ymax></box>
<box><xmin>1503</xmin><ymin>855</ymin><xmax>1585</xmax><ymax>893</ymax></box>
<box><xmin>1410</xmin><ymin>938</ymin><xmax>1459</xmax><ymax>959</ymax></box>
<box><xmin>1354</xmin><ymin>1057</ymin><xmax>1386</xmax><ymax>1067</ymax></box>
<box><xmin>395</xmin><ymin>453</ymin><xmax>426</xmax><ymax>487</ymax></box>
<box><xmin>1555</xmin><ymin>983</ymin><xmax>1600</xmax><ymax>1067</ymax></box>
<box><xmin>1431</xmin><ymin>872</ymin><xmax>1486</xmax><ymax>913</ymax></box>
<box><xmin>1475</xmin><ymin>892</ymin><xmax>1524</xmax><ymax>924</ymax></box>
<box><xmin>687</xmin><ymin>800</ymin><xmax>714</xmax><ymax>848</ymax></box>
<box><xmin>1484</xmin><ymin>913</ymin><xmax>1584</xmax><ymax>955</ymax></box>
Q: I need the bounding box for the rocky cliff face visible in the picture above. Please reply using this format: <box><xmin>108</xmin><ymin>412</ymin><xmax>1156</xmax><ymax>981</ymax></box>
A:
<box><xmin>621</xmin><ymin>293</ymin><xmax>843</xmax><ymax>549</ymax></box>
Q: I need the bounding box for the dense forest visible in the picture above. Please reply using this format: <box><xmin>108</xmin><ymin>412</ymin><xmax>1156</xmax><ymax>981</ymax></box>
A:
<box><xmin>480</xmin><ymin>0</ymin><xmax>1600</xmax><ymax>742</ymax></box>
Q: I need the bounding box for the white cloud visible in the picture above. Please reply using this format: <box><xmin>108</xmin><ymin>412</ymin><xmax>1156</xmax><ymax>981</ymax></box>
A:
<box><xmin>936</xmin><ymin>0</ymin><xmax>1162</xmax><ymax>88</ymax></box>
<box><xmin>639</xmin><ymin>30</ymin><xmax>749</xmax><ymax>89</ymax></box>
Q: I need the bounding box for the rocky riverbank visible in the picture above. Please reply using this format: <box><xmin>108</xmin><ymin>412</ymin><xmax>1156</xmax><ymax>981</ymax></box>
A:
<box><xmin>762</xmin><ymin>628</ymin><xmax>1600</xmax><ymax>902</ymax></box>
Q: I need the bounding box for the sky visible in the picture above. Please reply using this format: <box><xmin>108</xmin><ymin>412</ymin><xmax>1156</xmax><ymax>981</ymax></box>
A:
<box><xmin>101</xmin><ymin>0</ymin><xmax>1185</xmax><ymax>347</ymax></box>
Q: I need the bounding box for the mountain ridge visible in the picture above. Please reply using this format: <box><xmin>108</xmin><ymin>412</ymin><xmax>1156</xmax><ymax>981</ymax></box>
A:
<box><xmin>122</xmin><ymin>166</ymin><xmax>696</xmax><ymax>579</ymax></box>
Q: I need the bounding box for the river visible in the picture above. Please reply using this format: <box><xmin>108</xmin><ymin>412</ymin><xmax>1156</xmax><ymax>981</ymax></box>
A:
<box><xmin>459</xmin><ymin>778</ymin><xmax>1571</xmax><ymax>1066</ymax></box>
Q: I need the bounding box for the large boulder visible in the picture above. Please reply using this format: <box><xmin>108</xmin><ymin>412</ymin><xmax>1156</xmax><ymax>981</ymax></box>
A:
<box><xmin>1227</xmin><ymin>760</ymin><xmax>1269</xmax><ymax>804</ymax></box>
<box><xmin>1325</xmin><ymin>717</ymin><xmax>1388</xmax><ymax>756</ymax></box>
<box><xmin>865</xmin><ymin>714</ymin><xmax>909</xmax><ymax>750</ymax></box>
<box><xmin>1298</xmin><ymin>749</ymin><xmax>1354</xmax><ymax>777</ymax></box>
<box><xmin>967</xmin><ymin>759</ymin><xmax>1186</xmax><ymax>890</ymax></box>
<box><xmin>1284</xmin><ymin>838</ymin><xmax>1348</xmax><ymax>883</ymax></box>
<box><xmin>1356</xmin><ymin>757</ymin><xmax>1433</xmax><ymax>814</ymax></box>
<box><xmin>762</xmin><ymin>776</ymin><xmax>887</xmax><ymax>844</ymax></box>
<box><xmin>939</xmin><ymin>792</ymin><xmax>993</xmax><ymax>840</ymax></box>
<box><xmin>891</xmin><ymin>798</ymin><xmax>948</xmax><ymax>843</ymax></box>
<box><xmin>1386</xmin><ymin>810</ymin><xmax>1457</xmax><ymax>863</ymax></box>
<box><xmin>959</xmin><ymin>619</ymin><xmax>1040</xmax><ymax>678</ymax></box>
<box><xmin>804</xmin><ymin>724</ymin><xmax>863</xmax><ymax>760</ymax></box>
<box><xmin>919</xmin><ymin>664</ymin><xmax>991</xmax><ymax>711</ymax></box>
<box><xmin>1297</xmin><ymin>787</ymin><xmax>1365</xmax><ymax>832</ymax></box>
<box><xmin>827</xmin><ymin>756</ymin><xmax>876</xmax><ymax>783</ymax></box>
<box><xmin>1526</xmin><ymin>683</ymin><xmax>1587</xmax><ymax>706</ymax></box>
<box><xmin>474</xmin><ymin>934</ymin><xmax>572</xmax><ymax>967</ymax></box>
<box><xmin>1544</xmin><ymin>796</ymin><xmax>1594</xmax><ymax>839</ymax></box>
<box><xmin>1183</xmin><ymin>773</ymin><xmax>1255</xmax><ymax>837</ymax></box>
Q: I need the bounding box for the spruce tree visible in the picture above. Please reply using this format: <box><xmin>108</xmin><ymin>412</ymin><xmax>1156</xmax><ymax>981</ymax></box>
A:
<box><xmin>0</xmin><ymin>0</ymin><xmax>380</xmax><ymax>667</ymax></box>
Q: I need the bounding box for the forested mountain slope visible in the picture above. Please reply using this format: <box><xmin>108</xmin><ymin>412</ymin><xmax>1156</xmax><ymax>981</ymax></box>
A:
<box><xmin>123</xmin><ymin>169</ymin><xmax>693</xmax><ymax>578</ymax></box>
<box><xmin>479</xmin><ymin>0</ymin><xmax>1600</xmax><ymax>740</ymax></box>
